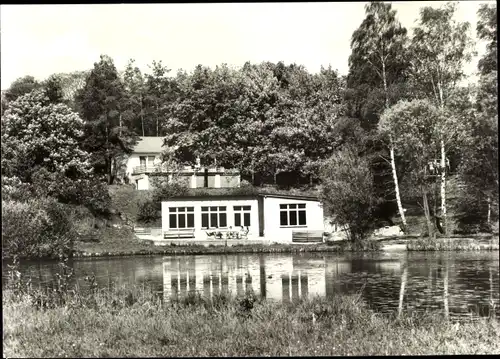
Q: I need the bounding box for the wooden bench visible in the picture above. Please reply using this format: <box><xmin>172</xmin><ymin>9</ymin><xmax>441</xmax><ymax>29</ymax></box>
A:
<box><xmin>292</xmin><ymin>230</ymin><xmax>324</xmax><ymax>243</ymax></box>
<box><xmin>163</xmin><ymin>228</ymin><xmax>195</xmax><ymax>239</ymax></box>
<box><xmin>134</xmin><ymin>227</ymin><xmax>151</xmax><ymax>234</ymax></box>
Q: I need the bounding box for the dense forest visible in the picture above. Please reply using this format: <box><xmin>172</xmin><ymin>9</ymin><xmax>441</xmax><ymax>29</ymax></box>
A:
<box><xmin>1</xmin><ymin>2</ymin><xmax>497</xmax><ymax>254</ymax></box>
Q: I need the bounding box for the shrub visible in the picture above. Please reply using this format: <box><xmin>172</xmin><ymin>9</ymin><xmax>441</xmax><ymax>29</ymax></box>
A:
<box><xmin>320</xmin><ymin>147</ymin><xmax>380</xmax><ymax>242</ymax></box>
<box><xmin>137</xmin><ymin>198</ymin><xmax>161</xmax><ymax>224</ymax></box>
<box><xmin>2</xmin><ymin>198</ymin><xmax>76</xmax><ymax>259</ymax></box>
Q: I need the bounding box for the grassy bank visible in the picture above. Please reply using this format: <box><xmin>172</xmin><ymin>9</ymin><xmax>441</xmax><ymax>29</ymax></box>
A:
<box><xmin>407</xmin><ymin>237</ymin><xmax>500</xmax><ymax>251</ymax></box>
<box><xmin>3</xmin><ymin>284</ymin><xmax>499</xmax><ymax>357</ymax></box>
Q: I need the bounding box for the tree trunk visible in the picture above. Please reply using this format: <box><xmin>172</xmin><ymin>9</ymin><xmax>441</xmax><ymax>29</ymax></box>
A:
<box><xmin>381</xmin><ymin>58</ymin><xmax>389</xmax><ymax>109</ymax></box>
<box><xmin>423</xmin><ymin>188</ymin><xmax>434</xmax><ymax>238</ymax></box>
<box><xmin>390</xmin><ymin>140</ymin><xmax>407</xmax><ymax>232</ymax></box>
<box><xmin>106</xmin><ymin>157</ymin><xmax>112</xmax><ymax>185</ymax></box>
<box><xmin>383</xmin><ymin>55</ymin><xmax>406</xmax><ymax>233</ymax></box>
<box><xmin>440</xmin><ymin>140</ymin><xmax>447</xmax><ymax>234</ymax></box>
<box><xmin>156</xmin><ymin>102</ymin><xmax>159</xmax><ymax>137</ymax></box>
<box><xmin>487</xmin><ymin>197</ymin><xmax>491</xmax><ymax>225</ymax></box>
<box><xmin>119</xmin><ymin>113</ymin><xmax>122</xmax><ymax>137</ymax></box>
<box><xmin>437</xmin><ymin>79</ymin><xmax>447</xmax><ymax>235</ymax></box>
<box><xmin>140</xmin><ymin>93</ymin><xmax>145</xmax><ymax>137</ymax></box>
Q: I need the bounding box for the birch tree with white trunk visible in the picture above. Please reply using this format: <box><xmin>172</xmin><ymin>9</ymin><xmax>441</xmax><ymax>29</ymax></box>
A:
<box><xmin>409</xmin><ymin>2</ymin><xmax>475</xmax><ymax>234</ymax></box>
<box><xmin>349</xmin><ymin>1</ymin><xmax>410</xmax><ymax>232</ymax></box>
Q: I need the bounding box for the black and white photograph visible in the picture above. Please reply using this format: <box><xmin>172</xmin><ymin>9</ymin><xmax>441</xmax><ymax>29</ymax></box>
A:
<box><xmin>1</xmin><ymin>1</ymin><xmax>499</xmax><ymax>356</ymax></box>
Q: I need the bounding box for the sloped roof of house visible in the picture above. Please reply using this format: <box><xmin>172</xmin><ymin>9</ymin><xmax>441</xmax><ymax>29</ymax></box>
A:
<box><xmin>133</xmin><ymin>136</ymin><xmax>165</xmax><ymax>154</ymax></box>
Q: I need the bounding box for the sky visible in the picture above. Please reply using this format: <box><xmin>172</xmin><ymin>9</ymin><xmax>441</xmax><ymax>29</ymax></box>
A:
<box><xmin>0</xmin><ymin>1</ymin><xmax>494</xmax><ymax>90</ymax></box>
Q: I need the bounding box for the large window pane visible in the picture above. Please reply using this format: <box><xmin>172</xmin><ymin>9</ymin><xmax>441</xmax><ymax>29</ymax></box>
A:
<box><xmin>219</xmin><ymin>213</ymin><xmax>227</xmax><ymax>227</ymax></box>
<box><xmin>298</xmin><ymin>210</ymin><xmax>306</xmax><ymax>225</ymax></box>
<box><xmin>187</xmin><ymin>213</ymin><xmax>194</xmax><ymax>228</ymax></box>
<box><xmin>234</xmin><ymin>213</ymin><xmax>241</xmax><ymax>227</ymax></box>
<box><xmin>289</xmin><ymin>211</ymin><xmax>297</xmax><ymax>225</ymax></box>
<box><xmin>243</xmin><ymin>213</ymin><xmax>251</xmax><ymax>226</ymax></box>
<box><xmin>280</xmin><ymin>211</ymin><xmax>288</xmax><ymax>226</ymax></box>
<box><xmin>210</xmin><ymin>213</ymin><xmax>218</xmax><ymax>228</ymax></box>
<box><xmin>178</xmin><ymin>214</ymin><xmax>186</xmax><ymax>228</ymax></box>
<box><xmin>202</xmin><ymin>213</ymin><xmax>209</xmax><ymax>228</ymax></box>
<box><xmin>169</xmin><ymin>214</ymin><xmax>177</xmax><ymax>229</ymax></box>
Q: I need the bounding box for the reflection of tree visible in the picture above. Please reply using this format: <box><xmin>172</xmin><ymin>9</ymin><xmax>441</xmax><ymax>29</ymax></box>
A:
<box><xmin>443</xmin><ymin>264</ymin><xmax>449</xmax><ymax>319</ymax></box>
<box><xmin>398</xmin><ymin>264</ymin><xmax>408</xmax><ymax>318</ymax></box>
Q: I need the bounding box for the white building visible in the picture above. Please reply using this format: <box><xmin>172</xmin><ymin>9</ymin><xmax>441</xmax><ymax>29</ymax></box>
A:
<box><xmin>161</xmin><ymin>193</ymin><xmax>325</xmax><ymax>243</ymax></box>
<box><xmin>125</xmin><ymin>136</ymin><xmax>240</xmax><ymax>190</ymax></box>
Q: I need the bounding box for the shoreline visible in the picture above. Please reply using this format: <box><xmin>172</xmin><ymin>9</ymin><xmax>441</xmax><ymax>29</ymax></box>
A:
<box><xmin>4</xmin><ymin>234</ymin><xmax>498</xmax><ymax>262</ymax></box>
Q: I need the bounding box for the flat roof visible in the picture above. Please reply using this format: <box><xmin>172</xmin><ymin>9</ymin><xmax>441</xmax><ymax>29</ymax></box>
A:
<box><xmin>164</xmin><ymin>192</ymin><xmax>320</xmax><ymax>202</ymax></box>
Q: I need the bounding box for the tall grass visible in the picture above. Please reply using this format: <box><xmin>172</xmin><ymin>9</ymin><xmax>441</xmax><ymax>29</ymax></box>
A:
<box><xmin>3</xmin><ymin>260</ymin><xmax>499</xmax><ymax>357</ymax></box>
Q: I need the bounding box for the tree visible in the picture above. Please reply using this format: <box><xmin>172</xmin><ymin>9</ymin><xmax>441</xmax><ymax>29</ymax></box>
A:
<box><xmin>123</xmin><ymin>59</ymin><xmax>146</xmax><ymax>136</ymax></box>
<box><xmin>456</xmin><ymin>3</ymin><xmax>498</xmax><ymax>229</ymax></box>
<box><xmin>409</xmin><ymin>2</ymin><xmax>475</xmax><ymax>233</ymax></box>
<box><xmin>1</xmin><ymin>90</ymin><xmax>92</xmax><ymax>184</ymax></box>
<box><xmin>76</xmin><ymin>54</ymin><xmax>138</xmax><ymax>184</ymax></box>
<box><xmin>3</xmin><ymin>75</ymin><xmax>41</xmax><ymax>103</ymax></box>
<box><xmin>379</xmin><ymin>98</ymin><xmax>472</xmax><ymax>236</ymax></box>
<box><xmin>320</xmin><ymin>146</ymin><xmax>379</xmax><ymax>242</ymax></box>
<box><xmin>144</xmin><ymin>60</ymin><xmax>174</xmax><ymax>136</ymax></box>
<box><xmin>347</xmin><ymin>1</ymin><xmax>410</xmax><ymax>231</ymax></box>
<box><xmin>477</xmin><ymin>4</ymin><xmax>497</xmax><ymax>76</ymax></box>
<box><xmin>42</xmin><ymin>74</ymin><xmax>65</xmax><ymax>104</ymax></box>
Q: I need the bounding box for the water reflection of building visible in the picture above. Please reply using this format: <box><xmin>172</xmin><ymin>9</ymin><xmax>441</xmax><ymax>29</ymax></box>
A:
<box><xmin>163</xmin><ymin>255</ymin><xmax>355</xmax><ymax>301</ymax></box>
<box><xmin>163</xmin><ymin>256</ymin><xmax>263</xmax><ymax>300</ymax></box>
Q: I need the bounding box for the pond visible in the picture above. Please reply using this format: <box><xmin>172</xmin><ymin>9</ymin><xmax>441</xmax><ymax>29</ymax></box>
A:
<box><xmin>4</xmin><ymin>251</ymin><xmax>499</xmax><ymax>319</ymax></box>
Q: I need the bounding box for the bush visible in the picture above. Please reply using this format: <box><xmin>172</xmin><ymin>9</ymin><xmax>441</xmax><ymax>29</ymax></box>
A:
<box><xmin>137</xmin><ymin>198</ymin><xmax>161</xmax><ymax>224</ymax></box>
<box><xmin>320</xmin><ymin>147</ymin><xmax>380</xmax><ymax>242</ymax></box>
<box><xmin>2</xmin><ymin>198</ymin><xmax>76</xmax><ymax>259</ymax></box>
<box><xmin>1</xmin><ymin>176</ymin><xmax>35</xmax><ymax>202</ymax></box>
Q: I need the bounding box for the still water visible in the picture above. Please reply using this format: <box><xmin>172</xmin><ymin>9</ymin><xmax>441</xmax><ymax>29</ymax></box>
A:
<box><xmin>4</xmin><ymin>251</ymin><xmax>499</xmax><ymax>318</ymax></box>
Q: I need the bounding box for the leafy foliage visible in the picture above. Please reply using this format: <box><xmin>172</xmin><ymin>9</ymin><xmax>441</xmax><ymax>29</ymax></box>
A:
<box><xmin>76</xmin><ymin>55</ymin><xmax>138</xmax><ymax>184</ymax></box>
<box><xmin>1</xmin><ymin>90</ymin><xmax>92</xmax><ymax>183</ymax></box>
<box><xmin>320</xmin><ymin>146</ymin><xmax>379</xmax><ymax>242</ymax></box>
<box><xmin>2</xmin><ymin>198</ymin><xmax>76</xmax><ymax>259</ymax></box>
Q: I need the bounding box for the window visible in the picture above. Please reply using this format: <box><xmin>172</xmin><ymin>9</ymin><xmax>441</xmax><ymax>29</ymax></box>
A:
<box><xmin>148</xmin><ymin>156</ymin><xmax>155</xmax><ymax>165</ymax></box>
<box><xmin>169</xmin><ymin>207</ymin><xmax>195</xmax><ymax>229</ymax></box>
<box><xmin>234</xmin><ymin>205</ymin><xmax>251</xmax><ymax>227</ymax></box>
<box><xmin>280</xmin><ymin>203</ymin><xmax>306</xmax><ymax>227</ymax></box>
<box><xmin>201</xmin><ymin>206</ymin><xmax>227</xmax><ymax>228</ymax></box>
<box><xmin>139</xmin><ymin>156</ymin><xmax>147</xmax><ymax>167</ymax></box>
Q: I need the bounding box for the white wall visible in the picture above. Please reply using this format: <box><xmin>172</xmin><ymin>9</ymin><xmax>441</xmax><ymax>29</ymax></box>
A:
<box><xmin>126</xmin><ymin>153</ymin><xmax>161</xmax><ymax>177</ymax></box>
<box><xmin>136</xmin><ymin>176</ymin><xmax>149</xmax><ymax>190</ymax></box>
<box><xmin>263</xmin><ymin>197</ymin><xmax>324</xmax><ymax>243</ymax></box>
<box><xmin>161</xmin><ymin>199</ymin><xmax>259</xmax><ymax>238</ymax></box>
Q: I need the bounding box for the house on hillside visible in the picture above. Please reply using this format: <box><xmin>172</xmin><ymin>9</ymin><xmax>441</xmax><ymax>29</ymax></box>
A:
<box><xmin>160</xmin><ymin>193</ymin><xmax>326</xmax><ymax>243</ymax></box>
<box><xmin>126</xmin><ymin>136</ymin><xmax>241</xmax><ymax>190</ymax></box>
